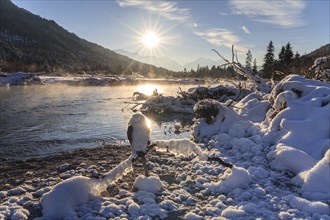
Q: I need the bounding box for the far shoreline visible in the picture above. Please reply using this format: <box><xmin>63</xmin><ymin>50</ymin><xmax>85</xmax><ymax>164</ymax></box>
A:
<box><xmin>0</xmin><ymin>72</ymin><xmax>207</xmax><ymax>87</ymax></box>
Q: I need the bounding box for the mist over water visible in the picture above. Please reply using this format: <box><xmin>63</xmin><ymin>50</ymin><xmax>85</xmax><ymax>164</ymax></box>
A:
<box><xmin>0</xmin><ymin>84</ymin><xmax>197</xmax><ymax>160</ymax></box>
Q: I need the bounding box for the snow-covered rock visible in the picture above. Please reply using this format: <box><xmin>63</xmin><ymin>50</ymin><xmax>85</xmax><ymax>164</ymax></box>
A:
<box><xmin>204</xmin><ymin>166</ymin><xmax>252</xmax><ymax>194</ymax></box>
<box><xmin>133</xmin><ymin>175</ymin><xmax>163</xmax><ymax>193</ymax></box>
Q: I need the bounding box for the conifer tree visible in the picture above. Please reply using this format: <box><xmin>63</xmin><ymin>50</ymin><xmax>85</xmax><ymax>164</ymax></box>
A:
<box><xmin>284</xmin><ymin>42</ymin><xmax>294</xmax><ymax>66</ymax></box>
<box><xmin>263</xmin><ymin>41</ymin><xmax>275</xmax><ymax>78</ymax></box>
<box><xmin>252</xmin><ymin>59</ymin><xmax>258</xmax><ymax>75</ymax></box>
<box><xmin>245</xmin><ymin>50</ymin><xmax>253</xmax><ymax>72</ymax></box>
<box><xmin>278</xmin><ymin>46</ymin><xmax>286</xmax><ymax>64</ymax></box>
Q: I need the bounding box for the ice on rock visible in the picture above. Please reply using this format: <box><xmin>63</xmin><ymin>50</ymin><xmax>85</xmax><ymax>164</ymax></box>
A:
<box><xmin>133</xmin><ymin>175</ymin><xmax>163</xmax><ymax>193</ymax></box>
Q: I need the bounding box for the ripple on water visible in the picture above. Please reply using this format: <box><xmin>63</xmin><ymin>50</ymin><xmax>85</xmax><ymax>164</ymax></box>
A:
<box><xmin>0</xmin><ymin>84</ymin><xmax>199</xmax><ymax>160</ymax></box>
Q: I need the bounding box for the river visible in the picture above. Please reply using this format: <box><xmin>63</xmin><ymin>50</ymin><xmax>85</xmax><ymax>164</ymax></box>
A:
<box><xmin>0</xmin><ymin>83</ymin><xmax>201</xmax><ymax>160</ymax></box>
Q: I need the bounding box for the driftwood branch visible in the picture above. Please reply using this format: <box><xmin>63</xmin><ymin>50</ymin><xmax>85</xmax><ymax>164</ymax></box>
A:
<box><xmin>211</xmin><ymin>46</ymin><xmax>270</xmax><ymax>92</ymax></box>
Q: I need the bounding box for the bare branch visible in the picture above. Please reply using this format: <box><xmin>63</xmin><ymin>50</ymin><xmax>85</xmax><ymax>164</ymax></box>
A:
<box><xmin>212</xmin><ymin>45</ymin><xmax>271</xmax><ymax>93</ymax></box>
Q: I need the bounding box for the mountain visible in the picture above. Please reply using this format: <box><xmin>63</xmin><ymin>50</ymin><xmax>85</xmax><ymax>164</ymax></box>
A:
<box><xmin>114</xmin><ymin>49</ymin><xmax>223</xmax><ymax>72</ymax></box>
<box><xmin>114</xmin><ymin>49</ymin><xmax>183</xmax><ymax>72</ymax></box>
<box><xmin>0</xmin><ymin>0</ymin><xmax>171</xmax><ymax>76</ymax></box>
<box><xmin>303</xmin><ymin>44</ymin><xmax>330</xmax><ymax>58</ymax></box>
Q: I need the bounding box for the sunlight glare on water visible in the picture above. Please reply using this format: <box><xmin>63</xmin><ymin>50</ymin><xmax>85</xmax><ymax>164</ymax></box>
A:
<box><xmin>0</xmin><ymin>83</ymin><xmax>201</xmax><ymax>160</ymax></box>
<box><xmin>136</xmin><ymin>84</ymin><xmax>161</xmax><ymax>96</ymax></box>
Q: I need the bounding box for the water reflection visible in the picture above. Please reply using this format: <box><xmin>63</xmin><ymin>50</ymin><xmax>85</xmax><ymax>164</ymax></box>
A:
<box><xmin>0</xmin><ymin>83</ymin><xmax>201</xmax><ymax>160</ymax></box>
<box><xmin>135</xmin><ymin>84</ymin><xmax>161</xmax><ymax>96</ymax></box>
<box><xmin>145</xmin><ymin>112</ymin><xmax>193</xmax><ymax>135</ymax></box>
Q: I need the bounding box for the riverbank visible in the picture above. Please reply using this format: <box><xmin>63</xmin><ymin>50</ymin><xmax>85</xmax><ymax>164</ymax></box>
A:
<box><xmin>0</xmin><ymin>145</ymin><xmax>131</xmax><ymax>192</ymax></box>
<box><xmin>0</xmin><ymin>144</ymin><xmax>181</xmax><ymax>219</ymax></box>
<box><xmin>0</xmin><ymin>72</ymin><xmax>206</xmax><ymax>87</ymax></box>
<box><xmin>1</xmin><ymin>74</ymin><xmax>329</xmax><ymax>220</ymax></box>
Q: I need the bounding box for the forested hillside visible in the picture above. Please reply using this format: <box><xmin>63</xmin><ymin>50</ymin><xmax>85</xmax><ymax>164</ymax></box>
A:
<box><xmin>0</xmin><ymin>0</ymin><xmax>171</xmax><ymax>76</ymax></box>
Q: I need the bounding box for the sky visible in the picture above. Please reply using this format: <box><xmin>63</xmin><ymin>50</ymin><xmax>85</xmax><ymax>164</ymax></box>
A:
<box><xmin>12</xmin><ymin>0</ymin><xmax>330</xmax><ymax>68</ymax></box>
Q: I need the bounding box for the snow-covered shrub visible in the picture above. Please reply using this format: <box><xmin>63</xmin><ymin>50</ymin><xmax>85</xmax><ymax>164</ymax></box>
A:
<box><xmin>264</xmin><ymin>75</ymin><xmax>330</xmax><ymax>200</ymax></box>
<box><xmin>180</xmin><ymin>85</ymin><xmax>249</xmax><ymax>102</ymax></box>
<box><xmin>264</xmin><ymin>75</ymin><xmax>330</xmax><ymax>159</ymax></box>
<box><xmin>193</xmin><ymin>99</ymin><xmax>220</xmax><ymax>124</ymax></box>
<box><xmin>140</xmin><ymin>94</ymin><xmax>194</xmax><ymax>114</ymax></box>
<box><xmin>310</xmin><ymin>56</ymin><xmax>330</xmax><ymax>81</ymax></box>
<box><xmin>191</xmin><ymin>100</ymin><xmax>240</xmax><ymax>142</ymax></box>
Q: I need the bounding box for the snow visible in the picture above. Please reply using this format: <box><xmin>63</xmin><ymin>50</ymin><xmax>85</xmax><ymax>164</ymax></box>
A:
<box><xmin>221</xmin><ymin>206</ymin><xmax>247</xmax><ymax>218</ymax></box>
<box><xmin>204</xmin><ymin>166</ymin><xmax>252</xmax><ymax>194</ymax></box>
<box><xmin>133</xmin><ymin>175</ymin><xmax>163</xmax><ymax>193</ymax></box>
<box><xmin>0</xmin><ymin>72</ymin><xmax>41</xmax><ymax>86</ymax></box>
<box><xmin>301</xmin><ymin>149</ymin><xmax>330</xmax><ymax>200</ymax></box>
<box><xmin>152</xmin><ymin>139</ymin><xmax>208</xmax><ymax>160</ymax></box>
<box><xmin>1</xmin><ymin>74</ymin><xmax>330</xmax><ymax>219</ymax></box>
<box><xmin>285</xmin><ymin>195</ymin><xmax>329</xmax><ymax>215</ymax></box>
<box><xmin>40</xmin><ymin>176</ymin><xmax>96</xmax><ymax>219</ymax></box>
<box><xmin>40</xmin><ymin>155</ymin><xmax>134</xmax><ymax>219</ymax></box>
<box><xmin>7</xmin><ymin>187</ymin><xmax>26</xmax><ymax>196</ymax></box>
<box><xmin>184</xmin><ymin>212</ymin><xmax>204</xmax><ymax>220</ymax></box>
<box><xmin>267</xmin><ymin>143</ymin><xmax>317</xmax><ymax>173</ymax></box>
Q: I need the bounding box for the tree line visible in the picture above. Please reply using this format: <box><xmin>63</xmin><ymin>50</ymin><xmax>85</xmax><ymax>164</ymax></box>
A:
<box><xmin>174</xmin><ymin>42</ymin><xmax>329</xmax><ymax>80</ymax></box>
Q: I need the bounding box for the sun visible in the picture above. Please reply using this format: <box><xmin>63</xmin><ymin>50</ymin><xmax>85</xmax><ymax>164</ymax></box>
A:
<box><xmin>142</xmin><ymin>32</ymin><xmax>160</xmax><ymax>48</ymax></box>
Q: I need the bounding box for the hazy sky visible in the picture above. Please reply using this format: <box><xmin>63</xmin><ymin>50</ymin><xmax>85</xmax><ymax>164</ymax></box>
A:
<box><xmin>13</xmin><ymin>0</ymin><xmax>329</xmax><ymax>66</ymax></box>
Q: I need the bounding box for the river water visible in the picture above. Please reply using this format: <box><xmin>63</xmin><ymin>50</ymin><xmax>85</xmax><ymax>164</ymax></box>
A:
<box><xmin>0</xmin><ymin>83</ymin><xmax>200</xmax><ymax>160</ymax></box>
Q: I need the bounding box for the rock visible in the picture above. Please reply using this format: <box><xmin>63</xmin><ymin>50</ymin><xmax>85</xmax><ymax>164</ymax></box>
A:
<box><xmin>58</xmin><ymin>163</ymin><xmax>71</xmax><ymax>173</ymax></box>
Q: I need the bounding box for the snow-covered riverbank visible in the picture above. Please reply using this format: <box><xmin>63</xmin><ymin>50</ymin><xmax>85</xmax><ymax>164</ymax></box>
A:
<box><xmin>0</xmin><ymin>72</ymin><xmax>205</xmax><ymax>87</ymax></box>
<box><xmin>0</xmin><ymin>74</ymin><xmax>329</xmax><ymax>220</ymax></box>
